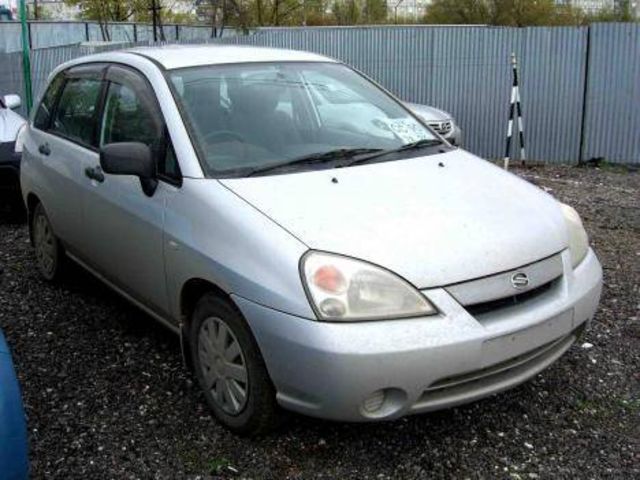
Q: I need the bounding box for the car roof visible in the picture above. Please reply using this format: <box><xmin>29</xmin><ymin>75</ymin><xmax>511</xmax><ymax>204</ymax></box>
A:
<box><xmin>127</xmin><ymin>44</ymin><xmax>336</xmax><ymax>70</ymax></box>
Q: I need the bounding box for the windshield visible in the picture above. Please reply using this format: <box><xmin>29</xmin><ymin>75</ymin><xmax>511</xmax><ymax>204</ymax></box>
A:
<box><xmin>169</xmin><ymin>62</ymin><xmax>438</xmax><ymax>177</ymax></box>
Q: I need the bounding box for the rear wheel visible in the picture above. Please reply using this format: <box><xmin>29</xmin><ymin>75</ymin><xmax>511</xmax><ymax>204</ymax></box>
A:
<box><xmin>189</xmin><ymin>293</ymin><xmax>280</xmax><ymax>436</ymax></box>
<box><xmin>31</xmin><ymin>202</ymin><xmax>65</xmax><ymax>281</ymax></box>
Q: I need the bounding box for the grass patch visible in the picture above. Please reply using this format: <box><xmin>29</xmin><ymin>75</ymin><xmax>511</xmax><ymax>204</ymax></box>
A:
<box><xmin>179</xmin><ymin>446</ymin><xmax>235</xmax><ymax>476</ymax></box>
<box><xmin>207</xmin><ymin>457</ymin><xmax>231</xmax><ymax>473</ymax></box>
<box><xmin>574</xmin><ymin>395</ymin><xmax>640</xmax><ymax>419</ymax></box>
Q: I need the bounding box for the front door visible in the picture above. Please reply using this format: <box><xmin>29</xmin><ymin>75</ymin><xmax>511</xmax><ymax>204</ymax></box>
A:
<box><xmin>80</xmin><ymin>65</ymin><xmax>180</xmax><ymax>318</ymax></box>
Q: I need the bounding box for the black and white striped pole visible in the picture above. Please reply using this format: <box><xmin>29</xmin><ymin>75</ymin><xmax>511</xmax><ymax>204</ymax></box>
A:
<box><xmin>504</xmin><ymin>52</ymin><xmax>526</xmax><ymax>170</ymax></box>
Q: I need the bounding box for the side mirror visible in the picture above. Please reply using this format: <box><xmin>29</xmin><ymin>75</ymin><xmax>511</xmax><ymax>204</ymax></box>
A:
<box><xmin>100</xmin><ymin>142</ymin><xmax>158</xmax><ymax>196</ymax></box>
<box><xmin>4</xmin><ymin>94</ymin><xmax>21</xmax><ymax>110</ymax></box>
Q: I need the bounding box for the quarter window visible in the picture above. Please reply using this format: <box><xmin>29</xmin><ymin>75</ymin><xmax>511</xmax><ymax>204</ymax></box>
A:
<box><xmin>161</xmin><ymin>145</ymin><xmax>181</xmax><ymax>180</ymax></box>
<box><xmin>50</xmin><ymin>77</ymin><xmax>102</xmax><ymax>147</ymax></box>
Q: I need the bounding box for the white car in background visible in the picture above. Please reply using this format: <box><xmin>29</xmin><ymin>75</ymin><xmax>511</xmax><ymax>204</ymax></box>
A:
<box><xmin>0</xmin><ymin>94</ymin><xmax>26</xmax><ymax>217</ymax></box>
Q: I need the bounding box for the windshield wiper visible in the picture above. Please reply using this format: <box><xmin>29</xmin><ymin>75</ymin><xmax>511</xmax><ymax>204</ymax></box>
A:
<box><xmin>245</xmin><ymin>148</ymin><xmax>383</xmax><ymax>177</ymax></box>
<box><xmin>344</xmin><ymin>138</ymin><xmax>445</xmax><ymax>167</ymax></box>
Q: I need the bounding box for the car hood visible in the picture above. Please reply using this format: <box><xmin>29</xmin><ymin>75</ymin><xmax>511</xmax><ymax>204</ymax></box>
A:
<box><xmin>0</xmin><ymin>107</ymin><xmax>26</xmax><ymax>143</ymax></box>
<box><xmin>405</xmin><ymin>103</ymin><xmax>452</xmax><ymax>122</ymax></box>
<box><xmin>220</xmin><ymin>150</ymin><xmax>568</xmax><ymax>288</ymax></box>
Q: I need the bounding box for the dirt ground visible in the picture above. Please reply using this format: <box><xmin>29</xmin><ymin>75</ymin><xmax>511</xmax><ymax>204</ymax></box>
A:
<box><xmin>0</xmin><ymin>165</ymin><xmax>638</xmax><ymax>478</ymax></box>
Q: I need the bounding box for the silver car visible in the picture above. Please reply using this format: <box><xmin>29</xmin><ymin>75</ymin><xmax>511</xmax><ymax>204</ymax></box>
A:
<box><xmin>20</xmin><ymin>46</ymin><xmax>602</xmax><ymax>435</ymax></box>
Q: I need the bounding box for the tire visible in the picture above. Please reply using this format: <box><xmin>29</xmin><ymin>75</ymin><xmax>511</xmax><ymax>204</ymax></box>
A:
<box><xmin>189</xmin><ymin>293</ymin><xmax>280</xmax><ymax>436</ymax></box>
<box><xmin>31</xmin><ymin>202</ymin><xmax>65</xmax><ymax>281</ymax></box>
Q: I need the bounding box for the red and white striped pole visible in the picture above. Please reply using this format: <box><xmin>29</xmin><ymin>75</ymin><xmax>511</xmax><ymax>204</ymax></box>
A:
<box><xmin>504</xmin><ymin>53</ymin><xmax>526</xmax><ymax>170</ymax></box>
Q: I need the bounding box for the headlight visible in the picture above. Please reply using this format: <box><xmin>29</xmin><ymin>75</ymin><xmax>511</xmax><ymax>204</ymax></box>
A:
<box><xmin>301</xmin><ymin>251</ymin><xmax>437</xmax><ymax>321</ymax></box>
<box><xmin>14</xmin><ymin>124</ymin><xmax>27</xmax><ymax>153</ymax></box>
<box><xmin>561</xmin><ymin>203</ymin><xmax>589</xmax><ymax>268</ymax></box>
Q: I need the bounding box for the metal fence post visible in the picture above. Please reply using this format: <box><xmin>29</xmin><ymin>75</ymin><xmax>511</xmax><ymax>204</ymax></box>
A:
<box><xmin>578</xmin><ymin>26</ymin><xmax>592</xmax><ymax>164</ymax></box>
<box><xmin>19</xmin><ymin>0</ymin><xmax>32</xmax><ymax>113</ymax></box>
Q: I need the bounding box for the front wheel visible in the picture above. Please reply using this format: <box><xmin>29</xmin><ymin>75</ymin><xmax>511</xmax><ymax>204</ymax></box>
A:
<box><xmin>189</xmin><ymin>293</ymin><xmax>281</xmax><ymax>436</ymax></box>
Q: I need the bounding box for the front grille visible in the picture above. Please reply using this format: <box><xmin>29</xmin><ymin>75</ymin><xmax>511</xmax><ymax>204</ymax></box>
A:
<box><xmin>465</xmin><ymin>279</ymin><xmax>557</xmax><ymax>316</ymax></box>
<box><xmin>443</xmin><ymin>253</ymin><xmax>565</xmax><ymax>318</ymax></box>
<box><xmin>428</xmin><ymin>120</ymin><xmax>452</xmax><ymax>135</ymax></box>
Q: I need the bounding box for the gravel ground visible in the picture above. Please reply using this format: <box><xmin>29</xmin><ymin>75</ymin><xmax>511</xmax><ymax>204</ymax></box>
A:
<box><xmin>0</xmin><ymin>165</ymin><xmax>638</xmax><ymax>479</ymax></box>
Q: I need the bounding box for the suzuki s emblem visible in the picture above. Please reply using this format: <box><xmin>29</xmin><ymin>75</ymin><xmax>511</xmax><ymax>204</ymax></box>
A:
<box><xmin>511</xmin><ymin>272</ymin><xmax>530</xmax><ymax>289</ymax></box>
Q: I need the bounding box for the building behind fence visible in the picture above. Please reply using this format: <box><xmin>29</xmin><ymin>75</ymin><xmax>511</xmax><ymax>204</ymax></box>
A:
<box><xmin>1</xmin><ymin>23</ymin><xmax>638</xmax><ymax>165</ymax></box>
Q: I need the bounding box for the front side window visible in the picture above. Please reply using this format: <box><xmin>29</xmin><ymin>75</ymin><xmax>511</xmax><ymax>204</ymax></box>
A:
<box><xmin>100</xmin><ymin>82</ymin><xmax>163</xmax><ymax>147</ymax></box>
<box><xmin>169</xmin><ymin>62</ymin><xmax>437</xmax><ymax>177</ymax></box>
<box><xmin>100</xmin><ymin>74</ymin><xmax>180</xmax><ymax>181</ymax></box>
<box><xmin>50</xmin><ymin>77</ymin><xmax>102</xmax><ymax>147</ymax></box>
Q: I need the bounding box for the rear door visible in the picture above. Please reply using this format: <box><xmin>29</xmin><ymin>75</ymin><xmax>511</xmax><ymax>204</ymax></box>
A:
<box><xmin>80</xmin><ymin>64</ymin><xmax>181</xmax><ymax>318</ymax></box>
<box><xmin>27</xmin><ymin>65</ymin><xmax>106</xmax><ymax>249</ymax></box>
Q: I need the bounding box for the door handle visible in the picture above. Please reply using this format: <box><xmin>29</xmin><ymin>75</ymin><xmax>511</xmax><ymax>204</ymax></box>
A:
<box><xmin>85</xmin><ymin>166</ymin><xmax>105</xmax><ymax>183</ymax></box>
<box><xmin>38</xmin><ymin>143</ymin><xmax>51</xmax><ymax>156</ymax></box>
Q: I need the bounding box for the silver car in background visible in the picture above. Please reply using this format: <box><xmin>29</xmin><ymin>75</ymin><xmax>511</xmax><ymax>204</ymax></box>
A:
<box><xmin>20</xmin><ymin>45</ymin><xmax>602</xmax><ymax>435</ymax></box>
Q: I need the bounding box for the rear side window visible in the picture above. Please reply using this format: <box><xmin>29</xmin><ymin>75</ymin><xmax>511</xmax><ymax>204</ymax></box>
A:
<box><xmin>50</xmin><ymin>77</ymin><xmax>102</xmax><ymax>147</ymax></box>
<box><xmin>34</xmin><ymin>74</ymin><xmax>64</xmax><ymax>130</ymax></box>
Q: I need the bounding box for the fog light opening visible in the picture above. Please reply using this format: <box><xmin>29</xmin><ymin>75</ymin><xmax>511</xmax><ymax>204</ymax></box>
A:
<box><xmin>362</xmin><ymin>390</ymin><xmax>386</xmax><ymax>413</ymax></box>
<box><xmin>360</xmin><ymin>388</ymin><xmax>407</xmax><ymax>419</ymax></box>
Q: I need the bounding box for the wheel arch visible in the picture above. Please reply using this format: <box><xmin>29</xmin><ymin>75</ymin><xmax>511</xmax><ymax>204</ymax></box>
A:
<box><xmin>179</xmin><ymin>277</ymin><xmax>235</xmax><ymax>372</ymax></box>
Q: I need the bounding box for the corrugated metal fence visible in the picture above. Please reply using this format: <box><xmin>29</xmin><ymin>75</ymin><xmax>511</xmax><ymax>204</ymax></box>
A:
<box><xmin>582</xmin><ymin>23</ymin><xmax>640</xmax><ymax>163</ymax></box>
<box><xmin>0</xmin><ymin>21</ymin><xmax>236</xmax><ymax>52</ymax></box>
<box><xmin>1</xmin><ymin>24</ymin><xmax>638</xmax><ymax>164</ymax></box>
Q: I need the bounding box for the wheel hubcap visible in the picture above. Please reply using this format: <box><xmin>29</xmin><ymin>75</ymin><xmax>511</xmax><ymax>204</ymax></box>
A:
<box><xmin>34</xmin><ymin>213</ymin><xmax>56</xmax><ymax>276</ymax></box>
<box><xmin>198</xmin><ymin>317</ymin><xmax>248</xmax><ymax>415</ymax></box>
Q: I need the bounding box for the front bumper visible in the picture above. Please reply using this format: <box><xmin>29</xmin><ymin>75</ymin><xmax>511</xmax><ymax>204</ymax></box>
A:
<box><xmin>234</xmin><ymin>248</ymin><xmax>602</xmax><ymax>422</ymax></box>
<box><xmin>0</xmin><ymin>141</ymin><xmax>21</xmax><ymax>198</ymax></box>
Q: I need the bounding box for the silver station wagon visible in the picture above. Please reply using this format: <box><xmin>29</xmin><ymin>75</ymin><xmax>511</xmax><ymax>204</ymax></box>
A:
<box><xmin>20</xmin><ymin>45</ymin><xmax>602</xmax><ymax>435</ymax></box>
